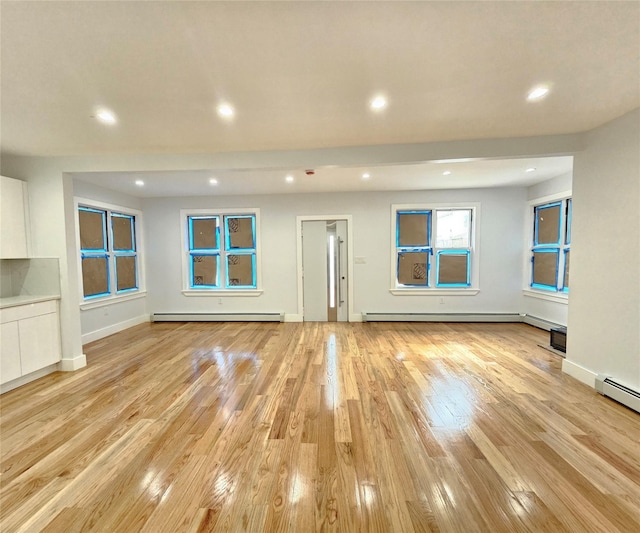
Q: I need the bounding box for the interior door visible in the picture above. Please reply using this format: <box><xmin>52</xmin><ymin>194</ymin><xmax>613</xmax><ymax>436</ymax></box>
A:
<box><xmin>301</xmin><ymin>219</ymin><xmax>348</xmax><ymax>322</ymax></box>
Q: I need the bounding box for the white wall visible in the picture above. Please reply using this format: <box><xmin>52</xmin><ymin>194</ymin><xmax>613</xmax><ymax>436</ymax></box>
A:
<box><xmin>73</xmin><ymin>180</ymin><xmax>149</xmax><ymax>343</ymax></box>
<box><xmin>522</xmin><ymin>172</ymin><xmax>573</xmax><ymax>326</ymax></box>
<box><xmin>565</xmin><ymin>108</ymin><xmax>640</xmax><ymax>389</ymax></box>
<box><xmin>144</xmin><ymin>187</ymin><xmax>527</xmax><ymax>319</ymax></box>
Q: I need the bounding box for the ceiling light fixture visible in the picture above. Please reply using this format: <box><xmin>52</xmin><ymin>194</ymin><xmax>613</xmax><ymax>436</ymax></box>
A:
<box><xmin>370</xmin><ymin>96</ymin><xmax>387</xmax><ymax>110</ymax></box>
<box><xmin>217</xmin><ymin>103</ymin><xmax>234</xmax><ymax>118</ymax></box>
<box><xmin>527</xmin><ymin>85</ymin><xmax>549</xmax><ymax>101</ymax></box>
<box><xmin>525</xmin><ymin>167</ymin><xmax>537</xmax><ymax>172</ymax></box>
<box><xmin>95</xmin><ymin>109</ymin><xmax>117</xmax><ymax>125</ymax></box>
<box><xmin>135</xmin><ymin>180</ymin><xmax>144</xmax><ymax>187</ymax></box>
<box><xmin>443</xmin><ymin>170</ymin><xmax>451</xmax><ymax>176</ymax></box>
<box><xmin>286</xmin><ymin>175</ymin><xmax>294</xmax><ymax>183</ymax></box>
<box><xmin>209</xmin><ymin>178</ymin><xmax>218</xmax><ymax>185</ymax></box>
<box><xmin>362</xmin><ymin>173</ymin><xmax>370</xmax><ymax>179</ymax></box>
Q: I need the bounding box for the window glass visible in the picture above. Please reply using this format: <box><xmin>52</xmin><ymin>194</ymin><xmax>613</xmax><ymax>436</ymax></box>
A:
<box><xmin>82</xmin><ymin>256</ymin><xmax>109</xmax><ymax>297</ymax></box>
<box><xmin>191</xmin><ymin>255</ymin><xmax>219</xmax><ymax>287</ymax></box>
<box><xmin>397</xmin><ymin>212</ymin><xmax>429</xmax><ymax>247</ymax></box>
<box><xmin>397</xmin><ymin>251</ymin><xmax>429</xmax><ymax>286</ymax></box>
<box><xmin>112</xmin><ymin>214</ymin><xmax>135</xmax><ymax>251</ymax></box>
<box><xmin>437</xmin><ymin>251</ymin><xmax>470</xmax><ymax>286</ymax></box>
<box><xmin>116</xmin><ymin>255</ymin><xmax>137</xmax><ymax>292</ymax></box>
<box><xmin>532</xmin><ymin>250</ymin><xmax>559</xmax><ymax>288</ymax></box>
<box><xmin>436</xmin><ymin>210</ymin><xmax>471</xmax><ymax>248</ymax></box>
<box><xmin>535</xmin><ymin>203</ymin><xmax>561</xmax><ymax>245</ymax></box>
<box><xmin>190</xmin><ymin>217</ymin><xmax>218</xmax><ymax>250</ymax></box>
<box><xmin>226</xmin><ymin>216</ymin><xmax>255</xmax><ymax>249</ymax></box>
<box><xmin>79</xmin><ymin>208</ymin><xmax>107</xmax><ymax>250</ymax></box>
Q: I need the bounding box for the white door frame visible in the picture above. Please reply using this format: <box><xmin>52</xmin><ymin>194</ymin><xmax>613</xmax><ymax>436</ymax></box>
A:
<box><xmin>296</xmin><ymin>215</ymin><xmax>356</xmax><ymax>322</ymax></box>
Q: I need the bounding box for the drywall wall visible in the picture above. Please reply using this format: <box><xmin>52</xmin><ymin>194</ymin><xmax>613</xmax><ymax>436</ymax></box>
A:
<box><xmin>143</xmin><ymin>187</ymin><xmax>526</xmax><ymax>319</ymax></box>
<box><xmin>566</xmin><ymin>108</ymin><xmax>640</xmax><ymax>389</ymax></box>
<box><xmin>522</xmin><ymin>172</ymin><xmax>573</xmax><ymax>326</ymax></box>
<box><xmin>0</xmin><ymin>160</ymin><xmax>85</xmax><ymax>369</ymax></box>
<box><xmin>73</xmin><ymin>179</ymin><xmax>148</xmax><ymax>341</ymax></box>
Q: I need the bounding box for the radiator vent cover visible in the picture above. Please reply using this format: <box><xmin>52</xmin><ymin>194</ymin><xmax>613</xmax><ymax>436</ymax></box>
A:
<box><xmin>595</xmin><ymin>375</ymin><xmax>640</xmax><ymax>414</ymax></box>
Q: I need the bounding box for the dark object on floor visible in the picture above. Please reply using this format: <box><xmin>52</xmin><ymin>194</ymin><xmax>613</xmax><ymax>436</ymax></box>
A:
<box><xmin>550</xmin><ymin>327</ymin><xmax>567</xmax><ymax>353</ymax></box>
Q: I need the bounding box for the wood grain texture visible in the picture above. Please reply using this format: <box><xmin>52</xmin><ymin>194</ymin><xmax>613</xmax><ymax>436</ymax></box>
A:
<box><xmin>1</xmin><ymin>321</ymin><xmax>639</xmax><ymax>532</ymax></box>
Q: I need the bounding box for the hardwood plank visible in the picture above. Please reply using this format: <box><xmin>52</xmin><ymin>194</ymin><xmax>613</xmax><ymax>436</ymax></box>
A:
<box><xmin>0</xmin><ymin>321</ymin><xmax>638</xmax><ymax>532</ymax></box>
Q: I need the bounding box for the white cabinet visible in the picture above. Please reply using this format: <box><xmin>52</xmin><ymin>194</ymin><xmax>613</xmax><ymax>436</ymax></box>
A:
<box><xmin>0</xmin><ymin>176</ymin><xmax>29</xmax><ymax>258</ymax></box>
<box><xmin>0</xmin><ymin>299</ymin><xmax>61</xmax><ymax>386</ymax></box>
<box><xmin>0</xmin><ymin>322</ymin><xmax>21</xmax><ymax>383</ymax></box>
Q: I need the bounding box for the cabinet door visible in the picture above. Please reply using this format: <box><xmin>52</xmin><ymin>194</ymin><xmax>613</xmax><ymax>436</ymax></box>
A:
<box><xmin>1</xmin><ymin>321</ymin><xmax>22</xmax><ymax>384</ymax></box>
<box><xmin>19</xmin><ymin>313</ymin><xmax>61</xmax><ymax>375</ymax></box>
<box><xmin>0</xmin><ymin>176</ymin><xmax>28</xmax><ymax>258</ymax></box>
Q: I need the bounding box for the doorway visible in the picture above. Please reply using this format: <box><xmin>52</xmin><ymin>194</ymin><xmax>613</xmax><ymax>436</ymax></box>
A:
<box><xmin>297</xmin><ymin>216</ymin><xmax>353</xmax><ymax>322</ymax></box>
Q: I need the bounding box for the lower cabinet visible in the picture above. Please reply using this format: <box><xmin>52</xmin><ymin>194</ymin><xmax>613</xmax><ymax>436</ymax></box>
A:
<box><xmin>0</xmin><ymin>300</ymin><xmax>61</xmax><ymax>386</ymax></box>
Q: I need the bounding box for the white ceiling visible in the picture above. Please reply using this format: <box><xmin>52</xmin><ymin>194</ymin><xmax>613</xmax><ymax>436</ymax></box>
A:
<box><xmin>72</xmin><ymin>156</ymin><xmax>573</xmax><ymax>198</ymax></box>
<box><xmin>1</xmin><ymin>2</ymin><xmax>636</xmax><ymax>194</ymax></box>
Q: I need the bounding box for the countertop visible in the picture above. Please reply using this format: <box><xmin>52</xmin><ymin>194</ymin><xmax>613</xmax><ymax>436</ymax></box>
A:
<box><xmin>0</xmin><ymin>295</ymin><xmax>61</xmax><ymax>309</ymax></box>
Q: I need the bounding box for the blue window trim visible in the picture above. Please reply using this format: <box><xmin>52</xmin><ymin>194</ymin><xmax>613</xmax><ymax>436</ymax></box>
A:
<box><xmin>561</xmin><ymin>249</ymin><xmax>570</xmax><ymax>293</ymax></box>
<box><xmin>531</xmin><ymin>248</ymin><xmax>560</xmax><ymax>291</ymax></box>
<box><xmin>111</xmin><ymin>213</ymin><xmax>136</xmax><ymax>252</ymax></box>
<box><xmin>436</xmin><ymin>250</ymin><xmax>471</xmax><ymax>287</ymax></box>
<box><xmin>225</xmin><ymin>215</ymin><xmax>256</xmax><ymax>251</ymax></box>
<box><xmin>396</xmin><ymin>249</ymin><xmax>431</xmax><ymax>287</ymax></box>
<box><xmin>188</xmin><ymin>215</ymin><xmax>220</xmax><ymax>252</ymax></box>
<box><xmin>114</xmin><ymin>253</ymin><xmax>138</xmax><ymax>293</ymax></box>
<box><xmin>81</xmin><ymin>253</ymin><xmax>111</xmax><ymax>298</ymax></box>
<box><xmin>79</xmin><ymin>206</ymin><xmax>108</xmax><ymax>252</ymax></box>
<box><xmin>565</xmin><ymin>199</ymin><xmax>572</xmax><ymax>245</ymax></box>
<box><xmin>189</xmin><ymin>253</ymin><xmax>220</xmax><ymax>289</ymax></box>
<box><xmin>534</xmin><ymin>202</ymin><xmax>562</xmax><ymax>246</ymax></box>
<box><xmin>225</xmin><ymin>252</ymin><xmax>257</xmax><ymax>289</ymax></box>
<box><xmin>396</xmin><ymin>210</ymin><xmax>431</xmax><ymax>247</ymax></box>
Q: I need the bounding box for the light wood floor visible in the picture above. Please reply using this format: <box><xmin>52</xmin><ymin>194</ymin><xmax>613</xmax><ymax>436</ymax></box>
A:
<box><xmin>1</xmin><ymin>322</ymin><xmax>639</xmax><ymax>532</ymax></box>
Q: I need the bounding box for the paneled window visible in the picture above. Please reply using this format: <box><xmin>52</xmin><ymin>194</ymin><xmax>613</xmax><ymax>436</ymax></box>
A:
<box><xmin>77</xmin><ymin>203</ymin><xmax>142</xmax><ymax>301</ymax></box>
<box><xmin>392</xmin><ymin>205</ymin><xmax>477</xmax><ymax>290</ymax></box>
<box><xmin>531</xmin><ymin>198</ymin><xmax>571</xmax><ymax>292</ymax></box>
<box><xmin>184</xmin><ymin>210</ymin><xmax>259</xmax><ymax>291</ymax></box>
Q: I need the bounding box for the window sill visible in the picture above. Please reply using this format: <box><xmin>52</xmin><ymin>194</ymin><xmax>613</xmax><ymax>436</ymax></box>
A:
<box><xmin>182</xmin><ymin>289</ymin><xmax>263</xmax><ymax>297</ymax></box>
<box><xmin>80</xmin><ymin>291</ymin><xmax>147</xmax><ymax>310</ymax></box>
<box><xmin>389</xmin><ymin>288</ymin><xmax>480</xmax><ymax>296</ymax></box>
<box><xmin>522</xmin><ymin>289</ymin><xmax>568</xmax><ymax>304</ymax></box>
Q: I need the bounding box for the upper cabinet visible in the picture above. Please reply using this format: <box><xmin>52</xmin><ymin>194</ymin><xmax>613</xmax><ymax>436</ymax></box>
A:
<box><xmin>0</xmin><ymin>176</ymin><xmax>29</xmax><ymax>258</ymax></box>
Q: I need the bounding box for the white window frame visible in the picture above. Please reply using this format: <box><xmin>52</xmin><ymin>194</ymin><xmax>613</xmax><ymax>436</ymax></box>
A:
<box><xmin>523</xmin><ymin>191</ymin><xmax>571</xmax><ymax>304</ymax></box>
<box><xmin>181</xmin><ymin>208</ymin><xmax>263</xmax><ymax>296</ymax></box>
<box><xmin>75</xmin><ymin>197</ymin><xmax>146</xmax><ymax>310</ymax></box>
<box><xmin>389</xmin><ymin>203</ymin><xmax>480</xmax><ymax>295</ymax></box>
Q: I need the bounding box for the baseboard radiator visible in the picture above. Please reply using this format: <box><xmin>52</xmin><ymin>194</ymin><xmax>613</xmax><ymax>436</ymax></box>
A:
<box><xmin>362</xmin><ymin>312</ymin><xmax>521</xmax><ymax>323</ymax></box>
<box><xmin>152</xmin><ymin>313</ymin><xmax>284</xmax><ymax>323</ymax></box>
<box><xmin>595</xmin><ymin>376</ymin><xmax>640</xmax><ymax>414</ymax></box>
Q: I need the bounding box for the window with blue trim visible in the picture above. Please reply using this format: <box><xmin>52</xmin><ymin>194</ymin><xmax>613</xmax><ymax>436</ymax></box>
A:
<box><xmin>531</xmin><ymin>198</ymin><xmax>571</xmax><ymax>292</ymax></box>
<box><xmin>395</xmin><ymin>207</ymin><xmax>473</xmax><ymax>289</ymax></box>
<box><xmin>186</xmin><ymin>213</ymin><xmax>257</xmax><ymax>289</ymax></box>
<box><xmin>78</xmin><ymin>205</ymin><xmax>140</xmax><ymax>300</ymax></box>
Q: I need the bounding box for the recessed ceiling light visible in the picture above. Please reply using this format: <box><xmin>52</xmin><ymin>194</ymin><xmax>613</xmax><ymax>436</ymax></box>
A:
<box><xmin>527</xmin><ymin>85</ymin><xmax>549</xmax><ymax>101</ymax></box>
<box><xmin>135</xmin><ymin>180</ymin><xmax>144</xmax><ymax>187</ymax></box>
<box><xmin>525</xmin><ymin>167</ymin><xmax>537</xmax><ymax>172</ymax></box>
<box><xmin>95</xmin><ymin>109</ymin><xmax>117</xmax><ymax>125</ymax></box>
<box><xmin>370</xmin><ymin>96</ymin><xmax>387</xmax><ymax>110</ymax></box>
<box><xmin>217</xmin><ymin>103</ymin><xmax>234</xmax><ymax>118</ymax></box>
<box><xmin>286</xmin><ymin>175</ymin><xmax>294</xmax><ymax>183</ymax></box>
<box><xmin>209</xmin><ymin>178</ymin><xmax>218</xmax><ymax>185</ymax></box>
<box><xmin>362</xmin><ymin>173</ymin><xmax>370</xmax><ymax>179</ymax></box>
<box><xmin>443</xmin><ymin>170</ymin><xmax>451</xmax><ymax>176</ymax></box>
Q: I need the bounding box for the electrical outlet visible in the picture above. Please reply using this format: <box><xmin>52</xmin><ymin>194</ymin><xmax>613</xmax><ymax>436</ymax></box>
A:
<box><xmin>439</xmin><ymin>297</ymin><xmax>445</xmax><ymax>304</ymax></box>
<box><xmin>103</xmin><ymin>308</ymin><xmax>109</xmax><ymax>316</ymax></box>
<box><xmin>218</xmin><ymin>297</ymin><xmax>223</xmax><ymax>305</ymax></box>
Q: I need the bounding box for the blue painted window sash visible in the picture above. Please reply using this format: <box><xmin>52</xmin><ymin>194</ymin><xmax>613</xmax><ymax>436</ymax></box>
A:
<box><xmin>396</xmin><ymin>210</ymin><xmax>431</xmax><ymax>287</ymax></box>
<box><xmin>224</xmin><ymin>215</ymin><xmax>256</xmax><ymax>251</ymax></box>
<box><xmin>80</xmin><ymin>253</ymin><xmax>111</xmax><ymax>298</ymax></box>
<box><xmin>79</xmin><ymin>206</ymin><xmax>108</xmax><ymax>252</ymax></box>
<box><xmin>531</xmin><ymin>248</ymin><xmax>560</xmax><ymax>291</ymax></box>
<box><xmin>225</xmin><ymin>252</ymin><xmax>257</xmax><ymax>289</ymax></box>
<box><xmin>435</xmin><ymin>250</ymin><xmax>471</xmax><ymax>287</ymax></box>
<box><xmin>111</xmin><ymin>213</ymin><xmax>136</xmax><ymax>252</ymax></box>
<box><xmin>533</xmin><ymin>201</ymin><xmax>562</xmax><ymax>246</ymax></box>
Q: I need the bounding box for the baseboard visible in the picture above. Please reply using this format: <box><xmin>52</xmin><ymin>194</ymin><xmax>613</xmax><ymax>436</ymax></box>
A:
<box><xmin>82</xmin><ymin>314</ymin><xmax>150</xmax><ymax>344</ymax></box>
<box><xmin>562</xmin><ymin>359</ymin><xmax>597</xmax><ymax>388</ymax></box>
<box><xmin>362</xmin><ymin>312</ymin><xmax>521</xmax><ymax>323</ymax></box>
<box><xmin>152</xmin><ymin>312</ymin><xmax>284</xmax><ymax>323</ymax></box>
<box><xmin>284</xmin><ymin>314</ymin><xmax>303</xmax><ymax>322</ymax></box>
<box><xmin>0</xmin><ymin>363</ymin><xmax>58</xmax><ymax>394</ymax></box>
<box><xmin>349</xmin><ymin>313</ymin><xmax>363</xmax><ymax>323</ymax></box>
<box><xmin>59</xmin><ymin>353</ymin><xmax>87</xmax><ymax>371</ymax></box>
<box><xmin>522</xmin><ymin>314</ymin><xmax>565</xmax><ymax>331</ymax></box>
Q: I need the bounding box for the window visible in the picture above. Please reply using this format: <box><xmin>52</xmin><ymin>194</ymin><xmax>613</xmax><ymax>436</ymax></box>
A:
<box><xmin>183</xmin><ymin>210</ymin><xmax>259</xmax><ymax>291</ymax></box>
<box><xmin>530</xmin><ymin>197</ymin><xmax>571</xmax><ymax>292</ymax></box>
<box><xmin>392</xmin><ymin>204</ymin><xmax>477</xmax><ymax>291</ymax></box>
<box><xmin>77</xmin><ymin>201</ymin><xmax>143</xmax><ymax>301</ymax></box>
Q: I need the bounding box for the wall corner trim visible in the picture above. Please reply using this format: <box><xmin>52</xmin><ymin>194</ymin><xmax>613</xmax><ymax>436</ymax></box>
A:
<box><xmin>59</xmin><ymin>354</ymin><xmax>87</xmax><ymax>371</ymax></box>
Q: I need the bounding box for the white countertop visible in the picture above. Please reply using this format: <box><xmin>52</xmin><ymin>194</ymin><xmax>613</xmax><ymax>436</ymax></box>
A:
<box><xmin>0</xmin><ymin>295</ymin><xmax>61</xmax><ymax>309</ymax></box>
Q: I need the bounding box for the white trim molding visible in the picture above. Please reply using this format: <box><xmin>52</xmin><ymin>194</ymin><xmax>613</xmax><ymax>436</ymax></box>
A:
<box><xmin>82</xmin><ymin>314</ymin><xmax>150</xmax><ymax>344</ymax></box>
<box><xmin>562</xmin><ymin>359</ymin><xmax>597</xmax><ymax>388</ymax></box>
